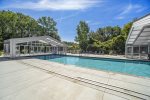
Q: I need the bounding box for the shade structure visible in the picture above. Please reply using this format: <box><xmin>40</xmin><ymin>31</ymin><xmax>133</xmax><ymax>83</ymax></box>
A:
<box><xmin>125</xmin><ymin>14</ymin><xmax>150</xmax><ymax>59</ymax></box>
<box><xmin>4</xmin><ymin>36</ymin><xmax>67</xmax><ymax>58</ymax></box>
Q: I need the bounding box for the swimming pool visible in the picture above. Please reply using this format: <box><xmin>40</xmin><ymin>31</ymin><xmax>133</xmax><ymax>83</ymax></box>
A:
<box><xmin>35</xmin><ymin>55</ymin><xmax>150</xmax><ymax>78</ymax></box>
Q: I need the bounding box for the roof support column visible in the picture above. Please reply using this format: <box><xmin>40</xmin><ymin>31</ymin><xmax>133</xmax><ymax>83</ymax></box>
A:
<box><xmin>131</xmin><ymin>46</ymin><xmax>133</xmax><ymax>59</ymax></box>
<box><xmin>10</xmin><ymin>39</ymin><xmax>16</xmax><ymax>58</ymax></box>
<box><xmin>64</xmin><ymin>47</ymin><xmax>67</xmax><ymax>55</ymax></box>
<box><xmin>58</xmin><ymin>46</ymin><xmax>60</xmax><ymax>54</ymax></box>
<box><xmin>139</xmin><ymin>45</ymin><xmax>141</xmax><ymax>59</ymax></box>
<box><xmin>148</xmin><ymin>45</ymin><xmax>149</xmax><ymax>59</ymax></box>
<box><xmin>61</xmin><ymin>47</ymin><xmax>63</xmax><ymax>55</ymax></box>
<box><xmin>30</xmin><ymin>42</ymin><xmax>32</xmax><ymax>55</ymax></box>
<box><xmin>125</xmin><ymin>45</ymin><xmax>127</xmax><ymax>58</ymax></box>
<box><xmin>18</xmin><ymin>45</ymin><xmax>20</xmax><ymax>57</ymax></box>
<box><xmin>57</xmin><ymin>46</ymin><xmax>58</xmax><ymax>54</ymax></box>
<box><xmin>148</xmin><ymin>45</ymin><xmax>150</xmax><ymax>54</ymax></box>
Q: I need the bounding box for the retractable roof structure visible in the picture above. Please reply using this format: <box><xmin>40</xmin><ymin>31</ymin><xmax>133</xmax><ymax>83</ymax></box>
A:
<box><xmin>4</xmin><ymin>36</ymin><xmax>67</xmax><ymax>58</ymax></box>
<box><xmin>126</xmin><ymin>14</ymin><xmax>150</xmax><ymax>59</ymax></box>
<box><xmin>126</xmin><ymin>14</ymin><xmax>150</xmax><ymax>45</ymax></box>
<box><xmin>5</xmin><ymin>36</ymin><xmax>66</xmax><ymax>47</ymax></box>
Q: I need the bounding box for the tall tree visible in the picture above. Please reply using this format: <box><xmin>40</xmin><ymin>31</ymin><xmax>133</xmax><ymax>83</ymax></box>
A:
<box><xmin>75</xmin><ymin>21</ymin><xmax>89</xmax><ymax>51</ymax></box>
<box><xmin>102</xmin><ymin>26</ymin><xmax>113</xmax><ymax>40</ymax></box>
<box><xmin>0</xmin><ymin>10</ymin><xmax>61</xmax><ymax>50</ymax></box>
<box><xmin>75</xmin><ymin>21</ymin><xmax>133</xmax><ymax>54</ymax></box>
<box><xmin>37</xmin><ymin>17</ymin><xmax>60</xmax><ymax>40</ymax></box>
<box><xmin>122</xmin><ymin>22</ymin><xmax>133</xmax><ymax>39</ymax></box>
<box><xmin>96</xmin><ymin>28</ymin><xmax>106</xmax><ymax>42</ymax></box>
<box><xmin>112</xmin><ymin>26</ymin><xmax>121</xmax><ymax>37</ymax></box>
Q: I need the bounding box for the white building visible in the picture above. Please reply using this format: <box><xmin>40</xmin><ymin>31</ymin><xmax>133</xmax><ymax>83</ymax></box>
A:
<box><xmin>125</xmin><ymin>14</ymin><xmax>150</xmax><ymax>59</ymax></box>
<box><xmin>4</xmin><ymin>36</ymin><xmax>67</xmax><ymax>58</ymax></box>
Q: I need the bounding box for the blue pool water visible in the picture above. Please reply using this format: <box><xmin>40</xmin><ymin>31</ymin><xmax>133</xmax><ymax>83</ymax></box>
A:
<box><xmin>35</xmin><ymin>55</ymin><xmax>150</xmax><ymax>77</ymax></box>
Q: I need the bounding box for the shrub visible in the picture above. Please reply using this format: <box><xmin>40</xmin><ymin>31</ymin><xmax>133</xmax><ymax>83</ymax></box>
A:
<box><xmin>0</xmin><ymin>51</ymin><xmax>3</xmax><ymax>56</ymax></box>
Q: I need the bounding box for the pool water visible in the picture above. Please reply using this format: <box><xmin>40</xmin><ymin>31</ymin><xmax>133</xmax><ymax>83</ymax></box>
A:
<box><xmin>35</xmin><ymin>55</ymin><xmax>150</xmax><ymax>78</ymax></box>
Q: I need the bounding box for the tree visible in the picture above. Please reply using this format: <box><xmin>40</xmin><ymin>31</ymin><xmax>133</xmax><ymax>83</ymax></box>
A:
<box><xmin>75</xmin><ymin>20</ymin><xmax>133</xmax><ymax>54</ymax></box>
<box><xmin>102</xmin><ymin>26</ymin><xmax>113</xmax><ymax>40</ymax></box>
<box><xmin>96</xmin><ymin>28</ymin><xmax>106</xmax><ymax>42</ymax></box>
<box><xmin>37</xmin><ymin>17</ymin><xmax>60</xmax><ymax>40</ymax></box>
<box><xmin>122</xmin><ymin>22</ymin><xmax>133</xmax><ymax>39</ymax></box>
<box><xmin>89</xmin><ymin>31</ymin><xmax>103</xmax><ymax>42</ymax></box>
<box><xmin>75</xmin><ymin>21</ymin><xmax>89</xmax><ymax>51</ymax></box>
<box><xmin>0</xmin><ymin>10</ymin><xmax>61</xmax><ymax>50</ymax></box>
<box><xmin>112</xmin><ymin>26</ymin><xmax>121</xmax><ymax>37</ymax></box>
<box><xmin>111</xmin><ymin>35</ymin><xmax>125</xmax><ymax>54</ymax></box>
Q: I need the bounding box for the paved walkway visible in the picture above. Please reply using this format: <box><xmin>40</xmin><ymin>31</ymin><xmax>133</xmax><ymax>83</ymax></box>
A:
<box><xmin>0</xmin><ymin>58</ymin><xmax>150</xmax><ymax>100</ymax></box>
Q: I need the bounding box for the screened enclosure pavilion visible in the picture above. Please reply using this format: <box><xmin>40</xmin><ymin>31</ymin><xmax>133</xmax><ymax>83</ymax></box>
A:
<box><xmin>4</xmin><ymin>36</ymin><xmax>67</xmax><ymax>58</ymax></box>
<box><xmin>125</xmin><ymin>14</ymin><xmax>150</xmax><ymax>60</ymax></box>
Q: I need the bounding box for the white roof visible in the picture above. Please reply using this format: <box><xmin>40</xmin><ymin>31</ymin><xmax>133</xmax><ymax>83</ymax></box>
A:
<box><xmin>126</xmin><ymin>14</ymin><xmax>150</xmax><ymax>45</ymax></box>
<box><xmin>4</xmin><ymin>36</ymin><xmax>66</xmax><ymax>47</ymax></box>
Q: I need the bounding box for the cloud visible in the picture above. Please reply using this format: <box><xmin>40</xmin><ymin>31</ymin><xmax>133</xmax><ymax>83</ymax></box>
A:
<box><xmin>56</xmin><ymin>12</ymin><xmax>80</xmax><ymax>22</ymax></box>
<box><xmin>116</xmin><ymin>4</ymin><xmax>146</xmax><ymax>19</ymax></box>
<box><xmin>87</xmin><ymin>20</ymin><xmax>101</xmax><ymax>26</ymax></box>
<box><xmin>90</xmin><ymin>22</ymin><xmax>101</xmax><ymax>26</ymax></box>
<box><xmin>2</xmin><ymin>0</ymin><xmax>101</xmax><ymax>11</ymax></box>
<box><xmin>116</xmin><ymin>16</ymin><xmax>124</xmax><ymax>20</ymax></box>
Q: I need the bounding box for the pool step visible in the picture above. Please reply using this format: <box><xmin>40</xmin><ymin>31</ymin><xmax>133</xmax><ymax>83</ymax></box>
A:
<box><xmin>76</xmin><ymin>77</ymin><xmax>150</xmax><ymax>100</ymax></box>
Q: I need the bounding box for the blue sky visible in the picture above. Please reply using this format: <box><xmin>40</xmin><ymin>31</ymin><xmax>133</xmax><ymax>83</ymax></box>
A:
<box><xmin>0</xmin><ymin>0</ymin><xmax>150</xmax><ymax>42</ymax></box>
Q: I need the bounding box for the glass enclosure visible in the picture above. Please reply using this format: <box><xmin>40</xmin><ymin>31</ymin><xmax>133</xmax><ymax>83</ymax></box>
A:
<box><xmin>4</xmin><ymin>42</ymin><xmax>10</xmax><ymax>56</ymax></box>
<box><xmin>125</xmin><ymin>14</ymin><xmax>150</xmax><ymax>60</ymax></box>
<box><xmin>126</xmin><ymin>45</ymin><xmax>150</xmax><ymax>59</ymax></box>
<box><xmin>15</xmin><ymin>41</ymin><xmax>64</xmax><ymax>56</ymax></box>
<box><xmin>3</xmin><ymin>36</ymin><xmax>67</xmax><ymax>58</ymax></box>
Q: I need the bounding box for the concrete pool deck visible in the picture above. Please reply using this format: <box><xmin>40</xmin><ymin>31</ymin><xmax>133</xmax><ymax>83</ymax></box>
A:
<box><xmin>0</xmin><ymin>57</ymin><xmax>150</xmax><ymax>100</ymax></box>
<box><xmin>66</xmin><ymin>53</ymin><xmax>127</xmax><ymax>60</ymax></box>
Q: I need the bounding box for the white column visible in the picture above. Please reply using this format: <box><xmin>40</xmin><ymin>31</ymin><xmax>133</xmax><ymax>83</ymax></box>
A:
<box><xmin>139</xmin><ymin>45</ymin><xmax>141</xmax><ymax>59</ymax></box>
<box><xmin>56</xmin><ymin>46</ymin><xmax>58</xmax><ymax>54</ymax></box>
<box><xmin>131</xmin><ymin>46</ymin><xmax>133</xmax><ymax>59</ymax></box>
<box><xmin>19</xmin><ymin>45</ymin><xmax>20</xmax><ymax>56</ymax></box>
<box><xmin>148</xmin><ymin>45</ymin><xmax>149</xmax><ymax>54</ymax></box>
<box><xmin>62</xmin><ymin>47</ymin><xmax>63</xmax><ymax>54</ymax></box>
<box><xmin>125</xmin><ymin>45</ymin><xmax>127</xmax><ymax>58</ymax></box>
<box><xmin>148</xmin><ymin>45</ymin><xmax>149</xmax><ymax>59</ymax></box>
<box><xmin>10</xmin><ymin>39</ymin><xmax>16</xmax><ymax>58</ymax></box>
<box><xmin>64</xmin><ymin>47</ymin><xmax>66</xmax><ymax>55</ymax></box>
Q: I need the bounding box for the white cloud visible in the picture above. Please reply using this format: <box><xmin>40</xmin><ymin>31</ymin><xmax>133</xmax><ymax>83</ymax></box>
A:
<box><xmin>116</xmin><ymin>16</ymin><xmax>124</xmax><ymax>20</ymax></box>
<box><xmin>87</xmin><ymin>20</ymin><xmax>101</xmax><ymax>26</ymax></box>
<box><xmin>56</xmin><ymin>12</ymin><xmax>80</xmax><ymax>22</ymax></box>
<box><xmin>116</xmin><ymin>4</ymin><xmax>145</xmax><ymax>20</ymax></box>
<box><xmin>90</xmin><ymin>22</ymin><xmax>101</xmax><ymax>26</ymax></box>
<box><xmin>86</xmin><ymin>20</ymin><xmax>92</xmax><ymax>24</ymax></box>
<box><xmin>3</xmin><ymin>0</ymin><xmax>101</xmax><ymax>11</ymax></box>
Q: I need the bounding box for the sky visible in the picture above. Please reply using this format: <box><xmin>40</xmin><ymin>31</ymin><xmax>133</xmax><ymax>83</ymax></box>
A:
<box><xmin>0</xmin><ymin>0</ymin><xmax>150</xmax><ymax>42</ymax></box>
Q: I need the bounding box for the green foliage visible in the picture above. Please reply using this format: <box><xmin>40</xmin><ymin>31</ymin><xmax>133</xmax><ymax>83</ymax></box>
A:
<box><xmin>63</xmin><ymin>41</ymin><xmax>76</xmax><ymax>47</ymax></box>
<box><xmin>75</xmin><ymin>21</ymin><xmax>89</xmax><ymax>51</ymax></box>
<box><xmin>122</xmin><ymin>22</ymin><xmax>133</xmax><ymax>39</ymax></box>
<box><xmin>63</xmin><ymin>41</ymin><xmax>80</xmax><ymax>53</ymax></box>
<box><xmin>38</xmin><ymin>17</ymin><xmax>60</xmax><ymax>40</ymax></box>
<box><xmin>110</xmin><ymin>35</ymin><xmax>126</xmax><ymax>54</ymax></box>
<box><xmin>75</xmin><ymin>21</ymin><xmax>133</xmax><ymax>54</ymax></box>
<box><xmin>0</xmin><ymin>51</ymin><xmax>3</xmax><ymax>56</ymax></box>
<box><xmin>0</xmin><ymin>10</ymin><xmax>61</xmax><ymax>50</ymax></box>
